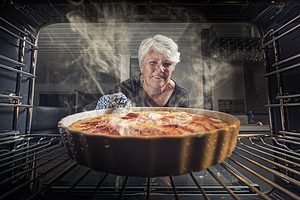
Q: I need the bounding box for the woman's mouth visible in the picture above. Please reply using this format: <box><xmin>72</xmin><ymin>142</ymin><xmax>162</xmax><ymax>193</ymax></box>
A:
<box><xmin>152</xmin><ymin>75</ymin><xmax>166</xmax><ymax>79</ymax></box>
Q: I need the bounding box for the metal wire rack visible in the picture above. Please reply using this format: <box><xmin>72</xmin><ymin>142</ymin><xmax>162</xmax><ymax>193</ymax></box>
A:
<box><xmin>0</xmin><ymin>133</ymin><xmax>299</xmax><ymax>200</ymax></box>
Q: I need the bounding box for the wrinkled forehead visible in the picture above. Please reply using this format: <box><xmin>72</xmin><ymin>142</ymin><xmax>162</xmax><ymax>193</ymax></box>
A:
<box><xmin>143</xmin><ymin>50</ymin><xmax>172</xmax><ymax>62</ymax></box>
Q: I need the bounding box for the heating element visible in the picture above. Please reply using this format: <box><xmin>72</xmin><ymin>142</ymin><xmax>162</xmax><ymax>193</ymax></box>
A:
<box><xmin>0</xmin><ymin>1</ymin><xmax>300</xmax><ymax>200</ymax></box>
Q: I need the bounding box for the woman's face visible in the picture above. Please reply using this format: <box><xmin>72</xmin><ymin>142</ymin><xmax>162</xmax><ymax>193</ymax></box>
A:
<box><xmin>141</xmin><ymin>51</ymin><xmax>175</xmax><ymax>90</ymax></box>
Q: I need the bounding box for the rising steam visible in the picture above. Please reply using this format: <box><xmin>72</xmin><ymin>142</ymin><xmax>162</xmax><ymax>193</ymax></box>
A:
<box><xmin>62</xmin><ymin>0</ymin><xmax>244</xmax><ymax>110</ymax></box>
<box><xmin>65</xmin><ymin>2</ymin><xmax>131</xmax><ymax>95</ymax></box>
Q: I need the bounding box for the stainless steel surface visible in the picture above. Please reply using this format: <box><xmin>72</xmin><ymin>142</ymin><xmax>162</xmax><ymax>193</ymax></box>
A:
<box><xmin>0</xmin><ymin>16</ymin><xmax>37</xmax><ymax>135</ymax></box>
<box><xmin>0</xmin><ymin>55</ymin><xmax>25</xmax><ymax>67</ymax></box>
<box><xmin>262</xmin><ymin>13</ymin><xmax>300</xmax><ymax>144</ymax></box>
<box><xmin>0</xmin><ymin>94</ymin><xmax>22</xmax><ymax>100</ymax></box>
<box><xmin>269</xmin><ymin>15</ymin><xmax>300</xmax><ymax>37</ymax></box>
<box><xmin>0</xmin><ymin>16</ymin><xmax>35</xmax><ymax>39</ymax></box>
<box><xmin>266</xmin><ymin>103</ymin><xmax>300</xmax><ymax>107</ymax></box>
<box><xmin>272</xmin><ymin>53</ymin><xmax>300</xmax><ymax>67</ymax></box>
<box><xmin>262</xmin><ymin>14</ymin><xmax>300</xmax><ymax>47</ymax></box>
<box><xmin>0</xmin><ymin>103</ymin><xmax>33</xmax><ymax>108</ymax></box>
<box><xmin>0</xmin><ymin>16</ymin><xmax>37</xmax><ymax>47</ymax></box>
<box><xmin>239</xmin><ymin>124</ymin><xmax>270</xmax><ymax>132</ymax></box>
<box><xmin>0</xmin><ymin>25</ymin><xmax>36</xmax><ymax>47</ymax></box>
<box><xmin>0</xmin><ymin>63</ymin><xmax>36</xmax><ymax>78</ymax></box>
<box><xmin>263</xmin><ymin>63</ymin><xmax>300</xmax><ymax>77</ymax></box>
<box><xmin>0</xmin><ymin>1</ymin><xmax>300</xmax><ymax>199</ymax></box>
<box><xmin>279</xmin><ymin>130</ymin><xmax>300</xmax><ymax>137</ymax></box>
<box><xmin>276</xmin><ymin>94</ymin><xmax>300</xmax><ymax>99</ymax></box>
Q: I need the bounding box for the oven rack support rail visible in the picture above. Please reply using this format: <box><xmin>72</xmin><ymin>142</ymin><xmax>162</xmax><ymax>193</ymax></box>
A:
<box><xmin>0</xmin><ymin>133</ymin><xmax>299</xmax><ymax>200</ymax></box>
<box><xmin>0</xmin><ymin>16</ymin><xmax>37</xmax><ymax>134</ymax></box>
<box><xmin>262</xmin><ymin>14</ymin><xmax>300</xmax><ymax>135</ymax></box>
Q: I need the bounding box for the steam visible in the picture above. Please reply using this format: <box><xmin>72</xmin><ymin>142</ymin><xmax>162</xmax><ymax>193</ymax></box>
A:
<box><xmin>65</xmin><ymin>2</ymin><xmax>131</xmax><ymax>95</ymax></box>
<box><xmin>61</xmin><ymin>1</ymin><xmax>246</xmax><ymax>110</ymax></box>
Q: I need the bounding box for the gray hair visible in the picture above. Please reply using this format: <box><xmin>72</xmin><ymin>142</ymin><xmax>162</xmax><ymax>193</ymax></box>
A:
<box><xmin>138</xmin><ymin>34</ymin><xmax>181</xmax><ymax>67</ymax></box>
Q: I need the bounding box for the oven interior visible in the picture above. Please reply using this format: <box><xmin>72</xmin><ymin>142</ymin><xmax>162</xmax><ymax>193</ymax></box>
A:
<box><xmin>0</xmin><ymin>0</ymin><xmax>300</xmax><ymax>199</ymax></box>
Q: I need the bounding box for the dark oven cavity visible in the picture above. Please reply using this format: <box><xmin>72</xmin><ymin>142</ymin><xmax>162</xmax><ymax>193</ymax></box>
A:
<box><xmin>0</xmin><ymin>1</ymin><xmax>300</xmax><ymax>200</ymax></box>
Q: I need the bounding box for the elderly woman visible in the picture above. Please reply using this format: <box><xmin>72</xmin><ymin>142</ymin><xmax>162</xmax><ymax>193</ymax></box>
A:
<box><xmin>95</xmin><ymin>34</ymin><xmax>190</xmax><ymax>109</ymax></box>
<box><xmin>93</xmin><ymin>35</ymin><xmax>189</xmax><ymax>185</ymax></box>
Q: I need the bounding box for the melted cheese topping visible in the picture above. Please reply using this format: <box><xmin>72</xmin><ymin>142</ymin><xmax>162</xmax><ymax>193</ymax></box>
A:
<box><xmin>69</xmin><ymin>111</ymin><xmax>228</xmax><ymax>136</ymax></box>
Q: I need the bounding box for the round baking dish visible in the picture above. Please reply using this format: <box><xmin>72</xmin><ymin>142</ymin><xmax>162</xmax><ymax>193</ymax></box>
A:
<box><xmin>58</xmin><ymin>107</ymin><xmax>240</xmax><ymax>177</ymax></box>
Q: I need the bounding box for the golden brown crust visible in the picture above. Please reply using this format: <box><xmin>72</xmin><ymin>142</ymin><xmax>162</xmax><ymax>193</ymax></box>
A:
<box><xmin>69</xmin><ymin>111</ymin><xmax>228</xmax><ymax>136</ymax></box>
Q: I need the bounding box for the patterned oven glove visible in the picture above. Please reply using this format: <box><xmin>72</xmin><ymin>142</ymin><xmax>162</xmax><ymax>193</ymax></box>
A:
<box><xmin>95</xmin><ymin>92</ymin><xmax>132</xmax><ymax>110</ymax></box>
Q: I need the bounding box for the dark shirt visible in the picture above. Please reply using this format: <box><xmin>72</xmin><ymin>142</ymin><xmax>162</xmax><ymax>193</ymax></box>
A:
<box><xmin>109</xmin><ymin>76</ymin><xmax>190</xmax><ymax>107</ymax></box>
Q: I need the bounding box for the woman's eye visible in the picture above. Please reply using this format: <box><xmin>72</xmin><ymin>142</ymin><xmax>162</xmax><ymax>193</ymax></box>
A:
<box><xmin>149</xmin><ymin>61</ymin><xmax>157</xmax><ymax>65</ymax></box>
<box><xmin>164</xmin><ymin>63</ymin><xmax>172</xmax><ymax>68</ymax></box>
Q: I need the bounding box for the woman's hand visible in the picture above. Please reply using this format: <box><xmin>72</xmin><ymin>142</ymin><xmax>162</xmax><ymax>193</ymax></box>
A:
<box><xmin>95</xmin><ymin>92</ymin><xmax>132</xmax><ymax>110</ymax></box>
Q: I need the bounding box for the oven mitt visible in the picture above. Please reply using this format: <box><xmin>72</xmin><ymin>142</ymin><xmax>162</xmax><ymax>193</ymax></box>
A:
<box><xmin>95</xmin><ymin>92</ymin><xmax>132</xmax><ymax>110</ymax></box>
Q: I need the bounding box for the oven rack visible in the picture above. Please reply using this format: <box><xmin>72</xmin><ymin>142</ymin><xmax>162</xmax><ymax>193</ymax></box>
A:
<box><xmin>0</xmin><ymin>133</ymin><xmax>299</xmax><ymax>200</ymax></box>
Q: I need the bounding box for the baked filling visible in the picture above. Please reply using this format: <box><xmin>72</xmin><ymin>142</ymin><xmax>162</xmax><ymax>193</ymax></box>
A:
<box><xmin>69</xmin><ymin>111</ymin><xmax>228</xmax><ymax>136</ymax></box>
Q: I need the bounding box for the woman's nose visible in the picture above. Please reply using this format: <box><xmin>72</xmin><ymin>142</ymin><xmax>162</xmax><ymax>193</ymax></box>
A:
<box><xmin>156</xmin><ymin>63</ymin><xmax>165</xmax><ymax>72</ymax></box>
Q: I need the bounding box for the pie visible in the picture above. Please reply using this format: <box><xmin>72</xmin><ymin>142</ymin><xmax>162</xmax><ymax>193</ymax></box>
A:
<box><xmin>69</xmin><ymin>110</ymin><xmax>228</xmax><ymax>136</ymax></box>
